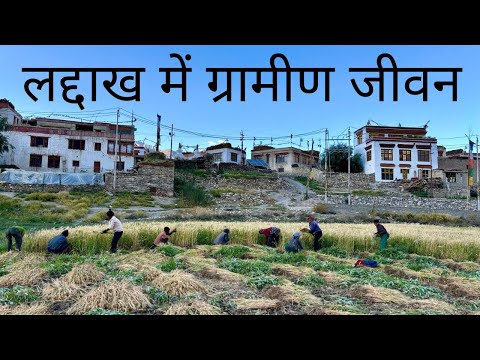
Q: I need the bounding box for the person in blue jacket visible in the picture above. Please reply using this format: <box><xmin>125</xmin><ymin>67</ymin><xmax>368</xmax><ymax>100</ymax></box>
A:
<box><xmin>307</xmin><ymin>215</ymin><xmax>323</xmax><ymax>251</ymax></box>
<box><xmin>47</xmin><ymin>230</ymin><xmax>71</xmax><ymax>254</ymax></box>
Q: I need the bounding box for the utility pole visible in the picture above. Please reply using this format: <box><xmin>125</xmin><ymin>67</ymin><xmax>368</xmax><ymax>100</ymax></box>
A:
<box><xmin>347</xmin><ymin>127</ymin><xmax>351</xmax><ymax>205</ymax></box>
<box><xmin>240</xmin><ymin>130</ymin><xmax>244</xmax><ymax>164</ymax></box>
<box><xmin>169</xmin><ymin>124</ymin><xmax>174</xmax><ymax>159</ymax></box>
<box><xmin>113</xmin><ymin>109</ymin><xmax>119</xmax><ymax>193</ymax></box>
<box><xmin>156</xmin><ymin>114</ymin><xmax>161</xmax><ymax>152</ymax></box>
<box><xmin>477</xmin><ymin>137</ymin><xmax>479</xmax><ymax>211</ymax></box>
<box><xmin>305</xmin><ymin>138</ymin><xmax>315</xmax><ymax>199</ymax></box>
<box><xmin>324</xmin><ymin>129</ymin><xmax>328</xmax><ymax>202</ymax></box>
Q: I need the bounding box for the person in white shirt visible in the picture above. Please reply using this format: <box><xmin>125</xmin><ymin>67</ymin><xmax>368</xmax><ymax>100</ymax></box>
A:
<box><xmin>101</xmin><ymin>210</ymin><xmax>124</xmax><ymax>254</ymax></box>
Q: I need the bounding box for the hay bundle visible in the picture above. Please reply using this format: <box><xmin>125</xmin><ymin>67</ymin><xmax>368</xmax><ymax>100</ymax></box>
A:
<box><xmin>272</xmin><ymin>264</ymin><xmax>315</xmax><ymax>280</ymax></box>
<box><xmin>64</xmin><ymin>263</ymin><xmax>105</xmax><ymax>286</ymax></box>
<box><xmin>232</xmin><ymin>298</ymin><xmax>279</xmax><ymax>310</ymax></box>
<box><xmin>67</xmin><ymin>280</ymin><xmax>151</xmax><ymax>314</ymax></box>
<box><xmin>151</xmin><ymin>270</ymin><xmax>206</xmax><ymax>297</ymax></box>
<box><xmin>117</xmin><ymin>250</ymin><xmax>166</xmax><ymax>267</ymax></box>
<box><xmin>6</xmin><ymin>303</ymin><xmax>51</xmax><ymax>315</ymax></box>
<box><xmin>262</xmin><ymin>280</ymin><xmax>321</xmax><ymax>306</ymax></box>
<box><xmin>164</xmin><ymin>300</ymin><xmax>223</xmax><ymax>315</ymax></box>
<box><xmin>42</xmin><ymin>279</ymin><xmax>85</xmax><ymax>301</ymax></box>
<box><xmin>9</xmin><ymin>254</ymin><xmax>45</xmax><ymax>271</ymax></box>
<box><xmin>0</xmin><ymin>267</ymin><xmax>46</xmax><ymax>287</ymax></box>
<box><xmin>198</xmin><ymin>266</ymin><xmax>245</xmax><ymax>282</ymax></box>
<box><xmin>351</xmin><ymin>285</ymin><xmax>410</xmax><ymax>306</ymax></box>
<box><xmin>116</xmin><ymin>263</ymin><xmax>162</xmax><ymax>283</ymax></box>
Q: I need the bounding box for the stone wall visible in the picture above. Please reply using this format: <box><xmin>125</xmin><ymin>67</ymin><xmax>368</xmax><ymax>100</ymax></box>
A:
<box><xmin>286</xmin><ymin>170</ymin><xmax>375</xmax><ymax>190</ymax></box>
<box><xmin>323</xmin><ymin>194</ymin><xmax>478</xmax><ymax>210</ymax></box>
<box><xmin>105</xmin><ymin>161</ymin><xmax>174</xmax><ymax>196</ymax></box>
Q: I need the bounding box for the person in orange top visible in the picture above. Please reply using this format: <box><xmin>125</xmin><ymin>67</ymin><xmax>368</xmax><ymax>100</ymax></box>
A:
<box><xmin>150</xmin><ymin>227</ymin><xmax>177</xmax><ymax>249</ymax></box>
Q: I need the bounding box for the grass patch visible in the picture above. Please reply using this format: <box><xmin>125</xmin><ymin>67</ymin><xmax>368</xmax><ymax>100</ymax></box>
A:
<box><xmin>125</xmin><ymin>210</ymin><xmax>148</xmax><ymax>220</ymax></box>
<box><xmin>260</xmin><ymin>252</ymin><xmax>307</xmax><ymax>265</ymax></box>
<box><xmin>111</xmin><ymin>192</ymin><xmax>155</xmax><ymax>208</ymax></box>
<box><xmin>218</xmin><ymin>258</ymin><xmax>272</xmax><ymax>276</ymax></box>
<box><xmin>109</xmin><ymin>268</ymin><xmax>145</xmax><ymax>285</ymax></box>
<box><xmin>220</xmin><ymin>170</ymin><xmax>272</xmax><ymax>179</ymax></box>
<box><xmin>373</xmin><ymin>211</ymin><xmax>465</xmax><ymax>226</ymax></box>
<box><xmin>159</xmin><ymin>258</ymin><xmax>186</xmax><ymax>272</ymax></box>
<box><xmin>214</xmin><ymin>245</ymin><xmax>250</xmax><ymax>259</ymax></box>
<box><xmin>146</xmin><ymin>287</ymin><xmax>174</xmax><ymax>306</ymax></box>
<box><xmin>42</xmin><ymin>254</ymin><xmax>85</xmax><ymax>277</ymax></box>
<box><xmin>174</xmin><ymin>177</ymin><xmax>212</xmax><ymax>207</ymax></box>
<box><xmin>295</xmin><ymin>273</ymin><xmax>326</xmax><ymax>288</ymax></box>
<box><xmin>321</xmin><ymin>247</ymin><xmax>350</xmax><ymax>258</ymax></box>
<box><xmin>294</xmin><ymin>176</ymin><xmax>322</xmax><ymax>191</ymax></box>
<box><xmin>0</xmin><ymin>285</ymin><xmax>39</xmax><ymax>305</ymax></box>
<box><xmin>247</xmin><ymin>275</ymin><xmax>281</xmax><ymax>290</ymax></box>
<box><xmin>156</xmin><ymin>245</ymin><xmax>184</xmax><ymax>257</ymax></box>
<box><xmin>337</xmin><ymin>267</ymin><xmax>444</xmax><ymax>299</ymax></box>
<box><xmin>405</xmin><ymin>256</ymin><xmax>444</xmax><ymax>271</ymax></box>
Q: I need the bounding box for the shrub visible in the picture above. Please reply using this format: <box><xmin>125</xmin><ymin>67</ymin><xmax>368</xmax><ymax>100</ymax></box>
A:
<box><xmin>247</xmin><ymin>275</ymin><xmax>281</xmax><ymax>290</ymax></box>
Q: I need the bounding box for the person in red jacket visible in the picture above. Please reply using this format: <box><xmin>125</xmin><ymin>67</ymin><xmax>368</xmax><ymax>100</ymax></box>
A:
<box><xmin>259</xmin><ymin>227</ymin><xmax>281</xmax><ymax>247</ymax></box>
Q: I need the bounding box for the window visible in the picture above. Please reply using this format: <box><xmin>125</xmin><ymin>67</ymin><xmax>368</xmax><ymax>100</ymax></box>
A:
<box><xmin>29</xmin><ymin>154</ymin><xmax>42</xmax><ymax>167</ymax></box>
<box><xmin>381</xmin><ymin>168</ymin><xmax>394</xmax><ymax>180</ymax></box>
<box><xmin>30</xmin><ymin>136</ymin><xmax>48</xmax><ymax>148</ymax></box>
<box><xmin>68</xmin><ymin>139</ymin><xmax>85</xmax><ymax>150</ymax></box>
<box><xmin>418</xmin><ymin>150</ymin><xmax>430</xmax><ymax>162</ymax></box>
<box><xmin>421</xmin><ymin>169</ymin><xmax>430</xmax><ymax>178</ymax></box>
<box><xmin>72</xmin><ymin>160</ymin><xmax>80</xmax><ymax>167</ymax></box>
<box><xmin>107</xmin><ymin>141</ymin><xmax>134</xmax><ymax>154</ymax></box>
<box><xmin>116</xmin><ymin>161</ymin><xmax>125</xmax><ymax>171</ymax></box>
<box><xmin>366</xmin><ymin>150</ymin><xmax>372</xmax><ymax>161</ymax></box>
<box><xmin>230</xmin><ymin>153</ymin><xmax>238</xmax><ymax>162</ymax></box>
<box><xmin>295</xmin><ymin>154</ymin><xmax>300</xmax><ymax>163</ymax></box>
<box><xmin>212</xmin><ymin>153</ymin><xmax>222</xmax><ymax>162</ymax></box>
<box><xmin>401</xmin><ymin>168</ymin><xmax>409</xmax><ymax>180</ymax></box>
<box><xmin>253</xmin><ymin>155</ymin><xmax>263</xmax><ymax>160</ymax></box>
<box><xmin>48</xmin><ymin>156</ymin><xmax>60</xmax><ymax>169</ymax></box>
<box><xmin>356</xmin><ymin>134</ymin><xmax>362</xmax><ymax>145</ymax></box>
<box><xmin>446</xmin><ymin>172</ymin><xmax>456</xmax><ymax>182</ymax></box>
<box><xmin>381</xmin><ymin>149</ymin><xmax>393</xmax><ymax>161</ymax></box>
<box><xmin>94</xmin><ymin>143</ymin><xmax>102</xmax><ymax>151</ymax></box>
<box><xmin>399</xmin><ymin>150</ymin><xmax>411</xmax><ymax>161</ymax></box>
<box><xmin>276</xmin><ymin>155</ymin><xmax>287</xmax><ymax>163</ymax></box>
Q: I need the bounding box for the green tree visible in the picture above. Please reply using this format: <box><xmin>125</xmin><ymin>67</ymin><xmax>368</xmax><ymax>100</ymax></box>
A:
<box><xmin>0</xmin><ymin>117</ymin><xmax>12</xmax><ymax>154</ymax></box>
<box><xmin>320</xmin><ymin>143</ymin><xmax>363</xmax><ymax>173</ymax></box>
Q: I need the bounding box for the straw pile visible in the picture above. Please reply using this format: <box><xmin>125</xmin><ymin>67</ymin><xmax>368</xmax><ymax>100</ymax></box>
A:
<box><xmin>151</xmin><ymin>270</ymin><xmax>206</xmax><ymax>297</ymax></box>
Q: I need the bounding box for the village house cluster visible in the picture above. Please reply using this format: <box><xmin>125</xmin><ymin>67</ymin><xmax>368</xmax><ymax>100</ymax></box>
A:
<box><xmin>0</xmin><ymin>100</ymin><xmax>477</xmax><ymax>185</ymax></box>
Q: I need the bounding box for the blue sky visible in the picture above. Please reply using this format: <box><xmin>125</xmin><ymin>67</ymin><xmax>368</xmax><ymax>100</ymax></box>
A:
<box><xmin>0</xmin><ymin>45</ymin><xmax>478</xmax><ymax>153</ymax></box>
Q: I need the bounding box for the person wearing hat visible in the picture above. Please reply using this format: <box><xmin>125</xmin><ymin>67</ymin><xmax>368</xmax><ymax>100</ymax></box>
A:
<box><xmin>285</xmin><ymin>232</ymin><xmax>304</xmax><ymax>253</ymax></box>
<box><xmin>307</xmin><ymin>215</ymin><xmax>323</xmax><ymax>251</ymax></box>
<box><xmin>5</xmin><ymin>226</ymin><xmax>26</xmax><ymax>252</ymax></box>
<box><xmin>213</xmin><ymin>228</ymin><xmax>230</xmax><ymax>245</ymax></box>
<box><xmin>47</xmin><ymin>230</ymin><xmax>71</xmax><ymax>254</ymax></box>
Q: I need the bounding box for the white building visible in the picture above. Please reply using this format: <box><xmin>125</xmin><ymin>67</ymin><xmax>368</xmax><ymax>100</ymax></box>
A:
<box><xmin>353</xmin><ymin>124</ymin><xmax>438</xmax><ymax>182</ymax></box>
<box><xmin>205</xmin><ymin>143</ymin><xmax>246</xmax><ymax>164</ymax></box>
<box><xmin>251</xmin><ymin>145</ymin><xmax>319</xmax><ymax>173</ymax></box>
<box><xmin>0</xmin><ymin>101</ymin><xmax>135</xmax><ymax>173</ymax></box>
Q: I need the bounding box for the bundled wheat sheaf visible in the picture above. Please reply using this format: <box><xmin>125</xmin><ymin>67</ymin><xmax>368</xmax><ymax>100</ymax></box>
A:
<box><xmin>67</xmin><ymin>280</ymin><xmax>151</xmax><ymax>314</ymax></box>
<box><xmin>0</xmin><ymin>303</ymin><xmax>50</xmax><ymax>315</ymax></box>
<box><xmin>164</xmin><ymin>300</ymin><xmax>223</xmax><ymax>315</ymax></box>
<box><xmin>232</xmin><ymin>298</ymin><xmax>279</xmax><ymax>310</ymax></box>
<box><xmin>42</xmin><ymin>279</ymin><xmax>85</xmax><ymax>301</ymax></box>
<box><xmin>151</xmin><ymin>270</ymin><xmax>207</xmax><ymax>296</ymax></box>
<box><xmin>64</xmin><ymin>263</ymin><xmax>105</xmax><ymax>286</ymax></box>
